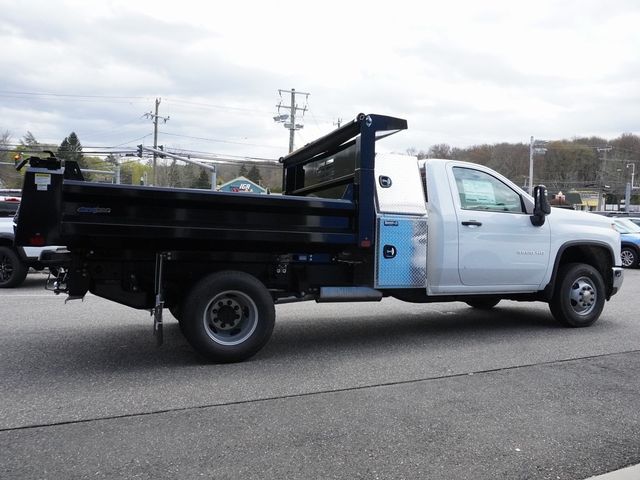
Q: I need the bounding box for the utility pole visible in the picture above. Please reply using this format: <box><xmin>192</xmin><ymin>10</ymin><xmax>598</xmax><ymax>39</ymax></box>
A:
<box><xmin>274</xmin><ymin>88</ymin><xmax>309</xmax><ymax>153</ymax></box>
<box><xmin>144</xmin><ymin>98</ymin><xmax>170</xmax><ymax>185</ymax></box>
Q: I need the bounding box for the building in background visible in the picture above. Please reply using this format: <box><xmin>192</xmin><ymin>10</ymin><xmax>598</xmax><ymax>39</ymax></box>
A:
<box><xmin>217</xmin><ymin>176</ymin><xmax>268</xmax><ymax>194</ymax></box>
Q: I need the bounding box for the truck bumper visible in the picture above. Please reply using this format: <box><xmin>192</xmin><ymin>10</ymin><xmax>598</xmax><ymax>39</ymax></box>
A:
<box><xmin>611</xmin><ymin>267</ymin><xmax>624</xmax><ymax>296</ymax></box>
<box><xmin>38</xmin><ymin>248</ymin><xmax>72</xmax><ymax>267</ymax></box>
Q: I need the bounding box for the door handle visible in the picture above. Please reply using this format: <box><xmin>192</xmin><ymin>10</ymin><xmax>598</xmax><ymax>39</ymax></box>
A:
<box><xmin>461</xmin><ymin>220</ymin><xmax>482</xmax><ymax>227</ymax></box>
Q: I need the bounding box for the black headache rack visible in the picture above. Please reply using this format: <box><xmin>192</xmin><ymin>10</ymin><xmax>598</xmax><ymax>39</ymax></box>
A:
<box><xmin>281</xmin><ymin>113</ymin><xmax>408</xmax><ymax>248</ymax></box>
<box><xmin>15</xmin><ymin>114</ymin><xmax>407</xmax><ymax>253</ymax></box>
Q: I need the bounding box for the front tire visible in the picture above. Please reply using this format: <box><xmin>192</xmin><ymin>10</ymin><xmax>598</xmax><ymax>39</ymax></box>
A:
<box><xmin>0</xmin><ymin>246</ymin><xmax>28</xmax><ymax>288</ymax></box>
<box><xmin>549</xmin><ymin>263</ymin><xmax>605</xmax><ymax>327</ymax></box>
<box><xmin>620</xmin><ymin>247</ymin><xmax>638</xmax><ymax>268</ymax></box>
<box><xmin>181</xmin><ymin>271</ymin><xmax>275</xmax><ymax>363</ymax></box>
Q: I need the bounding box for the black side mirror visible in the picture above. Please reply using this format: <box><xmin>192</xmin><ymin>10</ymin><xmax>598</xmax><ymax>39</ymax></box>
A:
<box><xmin>530</xmin><ymin>185</ymin><xmax>551</xmax><ymax>227</ymax></box>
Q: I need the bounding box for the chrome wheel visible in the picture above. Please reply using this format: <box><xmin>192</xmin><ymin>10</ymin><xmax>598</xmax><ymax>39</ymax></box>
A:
<box><xmin>568</xmin><ymin>276</ymin><xmax>597</xmax><ymax>316</ymax></box>
<box><xmin>182</xmin><ymin>271</ymin><xmax>275</xmax><ymax>363</ymax></box>
<box><xmin>550</xmin><ymin>263</ymin><xmax>604</xmax><ymax>327</ymax></box>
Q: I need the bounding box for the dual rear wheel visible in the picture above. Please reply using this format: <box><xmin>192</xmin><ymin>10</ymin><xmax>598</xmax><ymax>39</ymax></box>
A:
<box><xmin>176</xmin><ymin>271</ymin><xmax>275</xmax><ymax>363</ymax></box>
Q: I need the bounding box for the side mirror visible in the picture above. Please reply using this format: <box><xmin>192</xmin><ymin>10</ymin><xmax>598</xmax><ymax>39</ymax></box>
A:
<box><xmin>530</xmin><ymin>185</ymin><xmax>551</xmax><ymax>227</ymax></box>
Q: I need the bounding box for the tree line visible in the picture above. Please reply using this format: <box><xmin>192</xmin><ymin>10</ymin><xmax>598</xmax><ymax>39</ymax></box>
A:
<box><xmin>408</xmin><ymin>132</ymin><xmax>640</xmax><ymax>204</ymax></box>
<box><xmin>0</xmin><ymin>130</ymin><xmax>282</xmax><ymax>191</ymax></box>
<box><xmin>2</xmin><ymin>129</ymin><xmax>639</xmax><ymax>203</ymax></box>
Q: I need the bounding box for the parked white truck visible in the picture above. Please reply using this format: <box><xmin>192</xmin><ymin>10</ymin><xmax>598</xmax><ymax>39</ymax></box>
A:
<box><xmin>0</xmin><ymin>217</ymin><xmax>56</xmax><ymax>287</ymax></box>
<box><xmin>14</xmin><ymin>114</ymin><xmax>623</xmax><ymax>362</ymax></box>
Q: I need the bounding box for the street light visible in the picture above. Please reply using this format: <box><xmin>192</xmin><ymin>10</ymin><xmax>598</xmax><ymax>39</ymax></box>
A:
<box><xmin>626</xmin><ymin>163</ymin><xmax>636</xmax><ymax>189</ymax></box>
<box><xmin>624</xmin><ymin>163</ymin><xmax>636</xmax><ymax>212</ymax></box>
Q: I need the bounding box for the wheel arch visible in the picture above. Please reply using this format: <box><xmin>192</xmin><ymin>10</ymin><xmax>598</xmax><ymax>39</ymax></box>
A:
<box><xmin>621</xmin><ymin>241</ymin><xmax>640</xmax><ymax>254</ymax></box>
<box><xmin>164</xmin><ymin>263</ymin><xmax>274</xmax><ymax>311</ymax></box>
<box><xmin>0</xmin><ymin>233</ymin><xmax>15</xmax><ymax>246</ymax></box>
<box><xmin>0</xmin><ymin>234</ymin><xmax>29</xmax><ymax>261</ymax></box>
<box><xmin>544</xmin><ymin>241</ymin><xmax>615</xmax><ymax>301</ymax></box>
<box><xmin>621</xmin><ymin>242</ymin><xmax>640</xmax><ymax>268</ymax></box>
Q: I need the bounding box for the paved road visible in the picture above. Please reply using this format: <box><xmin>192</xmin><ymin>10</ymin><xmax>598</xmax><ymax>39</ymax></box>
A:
<box><xmin>1</xmin><ymin>270</ymin><xmax>639</xmax><ymax>479</ymax></box>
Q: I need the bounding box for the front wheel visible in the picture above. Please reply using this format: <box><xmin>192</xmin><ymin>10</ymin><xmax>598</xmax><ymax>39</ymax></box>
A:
<box><xmin>620</xmin><ymin>247</ymin><xmax>638</xmax><ymax>268</ymax></box>
<box><xmin>0</xmin><ymin>246</ymin><xmax>29</xmax><ymax>288</ymax></box>
<box><xmin>549</xmin><ymin>263</ymin><xmax>605</xmax><ymax>327</ymax></box>
<box><xmin>181</xmin><ymin>271</ymin><xmax>275</xmax><ymax>363</ymax></box>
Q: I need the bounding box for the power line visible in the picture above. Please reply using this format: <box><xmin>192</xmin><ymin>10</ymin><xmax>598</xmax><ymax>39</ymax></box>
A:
<box><xmin>109</xmin><ymin>134</ymin><xmax>154</xmax><ymax>148</ymax></box>
<box><xmin>0</xmin><ymin>90</ymin><xmax>148</xmax><ymax>100</ymax></box>
<box><xmin>163</xmin><ymin>97</ymin><xmax>273</xmax><ymax>115</ymax></box>
<box><xmin>159</xmin><ymin>131</ymin><xmax>282</xmax><ymax>150</ymax></box>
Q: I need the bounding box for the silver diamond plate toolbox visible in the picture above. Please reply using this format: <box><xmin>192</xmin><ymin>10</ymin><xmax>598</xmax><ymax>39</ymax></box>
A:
<box><xmin>375</xmin><ymin>215</ymin><xmax>427</xmax><ymax>288</ymax></box>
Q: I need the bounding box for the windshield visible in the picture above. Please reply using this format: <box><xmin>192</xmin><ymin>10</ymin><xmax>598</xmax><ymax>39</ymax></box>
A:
<box><xmin>614</xmin><ymin>218</ymin><xmax>640</xmax><ymax>234</ymax></box>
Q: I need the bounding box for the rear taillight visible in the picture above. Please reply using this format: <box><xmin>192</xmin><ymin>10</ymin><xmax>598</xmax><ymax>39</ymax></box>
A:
<box><xmin>29</xmin><ymin>234</ymin><xmax>46</xmax><ymax>246</ymax></box>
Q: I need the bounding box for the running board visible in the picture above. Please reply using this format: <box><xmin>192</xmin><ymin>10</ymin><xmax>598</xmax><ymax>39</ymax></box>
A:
<box><xmin>317</xmin><ymin>287</ymin><xmax>383</xmax><ymax>303</ymax></box>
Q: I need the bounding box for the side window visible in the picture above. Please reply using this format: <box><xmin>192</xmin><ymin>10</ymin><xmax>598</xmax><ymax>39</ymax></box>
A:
<box><xmin>453</xmin><ymin>167</ymin><xmax>524</xmax><ymax>213</ymax></box>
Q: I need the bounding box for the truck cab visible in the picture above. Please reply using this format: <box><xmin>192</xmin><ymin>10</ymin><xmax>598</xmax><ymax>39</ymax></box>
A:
<box><xmin>371</xmin><ymin>154</ymin><xmax>622</xmax><ymax>303</ymax></box>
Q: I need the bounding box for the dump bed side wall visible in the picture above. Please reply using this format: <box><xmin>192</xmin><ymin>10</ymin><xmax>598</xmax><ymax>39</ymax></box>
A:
<box><xmin>17</xmin><ymin>175</ymin><xmax>358</xmax><ymax>252</ymax></box>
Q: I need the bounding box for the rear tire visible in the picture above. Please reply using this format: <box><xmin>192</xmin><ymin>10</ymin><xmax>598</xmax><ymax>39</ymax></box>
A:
<box><xmin>0</xmin><ymin>246</ymin><xmax>28</xmax><ymax>288</ymax></box>
<box><xmin>549</xmin><ymin>263</ymin><xmax>604</xmax><ymax>327</ymax></box>
<box><xmin>181</xmin><ymin>271</ymin><xmax>275</xmax><ymax>363</ymax></box>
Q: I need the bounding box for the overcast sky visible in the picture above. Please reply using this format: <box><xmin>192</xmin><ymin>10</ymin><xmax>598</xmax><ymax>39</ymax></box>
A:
<box><xmin>1</xmin><ymin>0</ymin><xmax>638</xmax><ymax>161</ymax></box>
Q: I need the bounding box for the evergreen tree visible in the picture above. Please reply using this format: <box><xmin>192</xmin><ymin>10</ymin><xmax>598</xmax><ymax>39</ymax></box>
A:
<box><xmin>238</xmin><ymin>164</ymin><xmax>249</xmax><ymax>178</ymax></box>
<box><xmin>57</xmin><ymin>132</ymin><xmax>84</xmax><ymax>166</ymax></box>
<box><xmin>192</xmin><ymin>168</ymin><xmax>211</xmax><ymax>189</ymax></box>
<box><xmin>247</xmin><ymin>165</ymin><xmax>262</xmax><ymax>185</ymax></box>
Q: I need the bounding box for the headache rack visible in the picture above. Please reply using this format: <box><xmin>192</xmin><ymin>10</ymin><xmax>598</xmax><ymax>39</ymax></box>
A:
<box><xmin>281</xmin><ymin>113</ymin><xmax>407</xmax><ymax>248</ymax></box>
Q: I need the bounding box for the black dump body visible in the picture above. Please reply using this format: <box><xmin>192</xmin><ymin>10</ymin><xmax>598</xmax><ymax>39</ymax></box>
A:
<box><xmin>14</xmin><ymin>114</ymin><xmax>407</xmax><ymax>308</ymax></box>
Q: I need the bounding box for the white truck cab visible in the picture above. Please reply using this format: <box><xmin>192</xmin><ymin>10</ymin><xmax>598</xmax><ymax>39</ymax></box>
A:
<box><xmin>373</xmin><ymin>153</ymin><xmax>623</xmax><ymax>327</ymax></box>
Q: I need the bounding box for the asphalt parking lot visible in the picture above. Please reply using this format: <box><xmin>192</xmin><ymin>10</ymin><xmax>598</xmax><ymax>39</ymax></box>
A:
<box><xmin>1</xmin><ymin>270</ymin><xmax>639</xmax><ymax>479</ymax></box>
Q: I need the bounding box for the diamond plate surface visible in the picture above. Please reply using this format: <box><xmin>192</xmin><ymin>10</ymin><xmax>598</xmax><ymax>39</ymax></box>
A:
<box><xmin>375</xmin><ymin>215</ymin><xmax>427</xmax><ymax>288</ymax></box>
